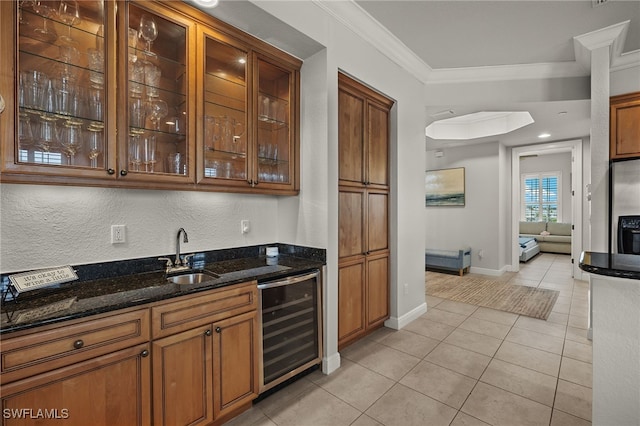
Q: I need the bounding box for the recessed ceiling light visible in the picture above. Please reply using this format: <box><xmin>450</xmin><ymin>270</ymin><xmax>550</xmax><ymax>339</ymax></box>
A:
<box><xmin>538</xmin><ymin>133</ymin><xmax>551</xmax><ymax>139</ymax></box>
<box><xmin>193</xmin><ymin>0</ymin><xmax>219</xmax><ymax>7</ymax></box>
<box><xmin>238</xmin><ymin>58</ymin><xmax>246</xmax><ymax>64</ymax></box>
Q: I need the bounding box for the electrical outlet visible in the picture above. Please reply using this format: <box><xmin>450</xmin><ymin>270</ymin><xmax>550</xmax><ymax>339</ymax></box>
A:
<box><xmin>403</xmin><ymin>283</ymin><xmax>409</xmax><ymax>295</ymax></box>
<box><xmin>241</xmin><ymin>220</ymin><xmax>250</xmax><ymax>234</ymax></box>
<box><xmin>111</xmin><ymin>225</ymin><xmax>126</xmax><ymax>244</ymax></box>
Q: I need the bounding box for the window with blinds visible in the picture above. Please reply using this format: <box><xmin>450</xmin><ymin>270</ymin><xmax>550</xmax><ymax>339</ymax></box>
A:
<box><xmin>522</xmin><ymin>173</ymin><xmax>561</xmax><ymax>222</ymax></box>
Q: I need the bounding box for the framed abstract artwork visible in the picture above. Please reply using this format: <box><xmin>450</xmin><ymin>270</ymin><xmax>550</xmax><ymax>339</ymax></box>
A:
<box><xmin>425</xmin><ymin>167</ymin><xmax>465</xmax><ymax>206</ymax></box>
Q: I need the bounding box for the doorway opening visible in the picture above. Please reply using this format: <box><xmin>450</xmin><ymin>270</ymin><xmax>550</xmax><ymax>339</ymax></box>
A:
<box><xmin>511</xmin><ymin>140</ymin><xmax>584</xmax><ymax>279</ymax></box>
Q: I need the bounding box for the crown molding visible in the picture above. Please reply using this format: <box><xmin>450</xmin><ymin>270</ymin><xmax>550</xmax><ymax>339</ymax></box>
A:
<box><xmin>314</xmin><ymin>1</ymin><xmax>639</xmax><ymax>85</ymax></box>
<box><xmin>312</xmin><ymin>0</ymin><xmax>432</xmax><ymax>82</ymax></box>
<box><xmin>426</xmin><ymin>62</ymin><xmax>588</xmax><ymax>85</ymax></box>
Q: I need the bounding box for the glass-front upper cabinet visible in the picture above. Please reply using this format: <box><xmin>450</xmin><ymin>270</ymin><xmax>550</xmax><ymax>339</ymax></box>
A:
<box><xmin>197</xmin><ymin>29</ymin><xmax>249</xmax><ymax>187</ymax></box>
<box><xmin>254</xmin><ymin>55</ymin><xmax>297</xmax><ymax>189</ymax></box>
<box><xmin>4</xmin><ymin>0</ymin><xmax>112</xmax><ymax>176</ymax></box>
<box><xmin>119</xmin><ymin>1</ymin><xmax>194</xmax><ymax>182</ymax></box>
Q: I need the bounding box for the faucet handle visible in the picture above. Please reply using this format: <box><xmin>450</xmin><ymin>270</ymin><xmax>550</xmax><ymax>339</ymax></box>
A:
<box><xmin>182</xmin><ymin>253</ymin><xmax>195</xmax><ymax>266</ymax></box>
<box><xmin>158</xmin><ymin>257</ymin><xmax>173</xmax><ymax>269</ymax></box>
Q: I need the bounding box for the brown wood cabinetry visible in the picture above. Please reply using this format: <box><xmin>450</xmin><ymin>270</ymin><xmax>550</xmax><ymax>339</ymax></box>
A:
<box><xmin>337</xmin><ymin>72</ymin><xmax>393</xmax><ymax>349</ymax></box>
<box><xmin>610</xmin><ymin>91</ymin><xmax>640</xmax><ymax>160</ymax></box>
<box><xmin>0</xmin><ymin>1</ymin><xmax>300</xmax><ymax>194</ymax></box>
<box><xmin>0</xmin><ymin>281</ymin><xmax>259</xmax><ymax>426</ymax></box>
<box><xmin>0</xmin><ymin>308</ymin><xmax>151</xmax><ymax>425</ymax></box>
<box><xmin>150</xmin><ymin>281</ymin><xmax>259</xmax><ymax>426</ymax></box>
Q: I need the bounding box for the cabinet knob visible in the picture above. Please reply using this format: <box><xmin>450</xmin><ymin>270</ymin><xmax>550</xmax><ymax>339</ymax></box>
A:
<box><xmin>107</xmin><ymin>168</ymin><xmax>115</xmax><ymax>175</ymax></box>
<box><xmin>205</xmin><ymin>329</ymin><xmax>212</xmax><ymax>336</ymax></box>
<box><xmin>73</xmin><ymin>339</ymin><xmax>84</xmax><ymax>349</ymax></box>
<box><xmin>120</xmin><ymin>170</ymin><xmax>128</xmax><ymax>176</ymax></box>
<box><xmin>140</xmin><ymin>349</ymin><xmax>149</xmax><ymax>357</ymax></box>
<box><xmin>215</xmin><ymin>326</ymin><xmax>221</xmax><ymax>333</ymax></box>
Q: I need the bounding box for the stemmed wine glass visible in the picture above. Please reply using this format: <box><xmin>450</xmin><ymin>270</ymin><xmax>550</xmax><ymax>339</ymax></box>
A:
<box><xmin>87</xmin><ymin>125</ymin><xmax>103</xmax><ymax>168</ymax></box>
<box><xmin>59</xmin><ymin>120</ymin><xmax>83</xmax><ymax>165</ymax></box>
<box><xmin>146</xmin><ymin>99</ymin><xmax>168</xmax><ymax>130</ymax></box>
<box><xmin>138</xmin><ymin>14</ymin><xmax>158</xmax><ymax>57</ymax></box>
<box><xmin>32</xmin><ymin>0</ymin><xmax>57</xmax><ymax>42</ymax></box>
<box><xmin>58</xmin><ymin>0</ymin><xmax>81</xmax><ymax>43</ymax></box>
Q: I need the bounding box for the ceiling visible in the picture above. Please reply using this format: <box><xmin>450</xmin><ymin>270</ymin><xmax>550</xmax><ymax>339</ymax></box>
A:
<box><xmin>353</xmin><ymin>0</ymin><xmax>640</xmax><ymax>149</ymax></box>
<box><xmin>193</xmin><ymin>0</ymin><xmax>639</xmax><ymax>149</ymax></box>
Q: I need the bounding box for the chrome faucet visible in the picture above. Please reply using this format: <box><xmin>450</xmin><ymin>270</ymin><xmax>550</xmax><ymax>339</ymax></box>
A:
<box><xmin>175</xmin><ymin>227</ymin><xmax>189</xmax><ymax>267</ymax></box>
<box><xmin>158</xmin><ymin>228</ymin><xmax>193</xmax><ymax>274</ymax></box>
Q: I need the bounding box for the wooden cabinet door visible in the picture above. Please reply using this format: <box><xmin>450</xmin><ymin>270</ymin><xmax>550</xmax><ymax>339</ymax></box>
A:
<box><xmin>212</xmin><ymin>311</ymin><xmax>259</xmax><ymax>420</ymax></box>
<box><xmin>339</xmin><ymin>188</ymin><xmax>365</xmax><ymax>258</ymax></box>
<box><xmin>367</xmin><ymin>253</ymin><xmax>390</xmax><ymax>328</ymax></box>
<box><xmin>367</xmin><ymin>190</ymin><xmax>388</xmax><ymax>253</ymax></box>
<box><xmin>366</xmin><ymin>102</ymin><xmax>389</xmax><ymax>187</ymax></box>
<box><xmin>610</xmin><ymin>92</ymin><xmax>640</xmax><ymax>160</ymax></box>
<box><xmin>0</xmin><ymin>344</ymin><xmax>151</xmax><ymax>426</ymax></box>
<box><xmin>338</xmin><ymin>259</ymin><xmax>366</xmax><ymax>346</ymax></box>
<box><xmin>152</xmin><ymin>325</ymin><xmax>213</xmax><ymax>426</ymax></box>
<box><xmin>338</xmin><ymin>86</ymin><xmax>365</xmax><ymax>184</ymax></box>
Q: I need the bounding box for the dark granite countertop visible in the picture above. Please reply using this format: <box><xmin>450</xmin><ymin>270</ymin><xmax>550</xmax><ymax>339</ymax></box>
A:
<box><xmin>579</xmin><ymin>251</ymin><xmax>640</xmax><ymax>280</ymax></box>
<box><xmin>1</xmin><ymin>246</ymin><xmax>325</xmax><ymax>335</ymax></box>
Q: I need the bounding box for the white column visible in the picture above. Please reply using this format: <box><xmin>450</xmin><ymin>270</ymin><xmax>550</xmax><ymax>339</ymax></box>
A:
<box><xmin>589</xmin><ymin>46</ymin><xmax>610</xmax><ymax>253</ymax></box>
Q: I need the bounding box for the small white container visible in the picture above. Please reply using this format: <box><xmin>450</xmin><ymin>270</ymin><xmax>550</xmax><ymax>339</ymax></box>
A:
<box><xmin>266</xmin><ymin>246</ymin><xmax>279</xmax><ymax>257</ymax></box>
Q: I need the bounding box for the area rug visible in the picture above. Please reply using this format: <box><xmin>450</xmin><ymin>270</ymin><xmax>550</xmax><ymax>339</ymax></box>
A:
<box><xmin>425</xmin><ymin>272</ymin><xmax>559</xmax><ymax>320</ymax></box>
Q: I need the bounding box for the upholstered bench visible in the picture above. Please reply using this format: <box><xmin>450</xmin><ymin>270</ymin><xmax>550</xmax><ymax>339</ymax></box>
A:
<box><xmin>425</xmin><ymin>247</ymin><xmax>471</xmax><ymax>276</ymax></box>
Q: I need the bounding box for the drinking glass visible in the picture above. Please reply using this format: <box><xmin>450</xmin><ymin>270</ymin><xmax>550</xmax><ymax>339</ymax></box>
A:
<box><xmin>87</xmin><ymin>48</ymin><xmax>104</xmax><ymax>88</ymax></box>
<box><xmin>129</xmin><ymin>134</ymin><xmax>142</xmax><ymax>171</ymax></box>
<box><xmin>139</xmin><ymin>14</ymin><xmax>158</xmax><ymax>56</ymax></box>
<box><xmin>130</xmin><ymin>97</ymin><xmax>146</xmax><ymax>129</ymax></box>
<box><xmin>18</xmin><ymin>113</ymin><xmax>35</xmax><ymax>155</ymax></box>
<box><xmin>53</xmin><ymin>73</ymin><xmax>76</xmax><ymax>116</ymax></box>
<box><xmin>35</xmin><ymin>116</ymin><xmax>59</xmax><ymax>163</ymax></box>
<box><xmin>204</xmin><ymin>115</ymin><xmax>220</xmax><ymax>151</ymax></box>
<box><xmin>167</xmin><ymin>152</ymin><xmax>182</xmax><ymax>174</ymax></box>
<box><xmin>41</xmin><ymin>78</ymin><xmax>55</xmax><ymax>113</ymax></box>
<box><xmin>25</xmin><ymin>70</ymin><xmax>47</xmax><ymax>109</ymax></box>
<box><xmin>59</xmin><ymin>121</ymin><xmax>83</xmax><ymax>165</ymax></box>
<box><xmin>143</xmin><ymin>135</ymin><xmax>157</xmax><ymax>172</ymax></box>
<box><xmin>128</xmin><ymin>28</ymin><xmax>139</xmax><ymax>62</ymax></box>
<box><xmin>129</xmin><ymin>60</ymin><xmax>145</xmax><ymax>97</ymax></box>
<box><xmin>86</xmin><ymin>126</ymin><xmax>103</xmax><ymax>168</ymax></box>
<box><xmin>88</xmin><ymin>87</ymin><xmax>104</xmax><ymax>123</ymax></box>
<box><xmin>58</xmin><ymin>0</ymin><xmax>81</xmax><ymax>43</ymax></box>
<box><xmin>143</xmin><ymin>62</ymin><xmax>161</xmax><ymax>98</ymax></box>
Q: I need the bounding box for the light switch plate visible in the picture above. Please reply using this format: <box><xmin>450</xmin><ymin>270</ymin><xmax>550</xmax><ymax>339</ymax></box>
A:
<box><xmin>241</xmin><ymin>220</ymin><xmax>250</xmax><ymax>234</ymax></box>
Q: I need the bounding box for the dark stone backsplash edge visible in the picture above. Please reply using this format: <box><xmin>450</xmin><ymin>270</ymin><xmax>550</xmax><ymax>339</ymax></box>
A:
<box><xmin>1</xmin><ymin>243</ymin><xmax>325</xmax><ymax>297</ymax></box>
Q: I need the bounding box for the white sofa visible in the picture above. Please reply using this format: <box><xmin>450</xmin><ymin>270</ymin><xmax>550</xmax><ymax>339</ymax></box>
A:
<box><xmin>519</xmin><ymin>221</ymin><xmax>571</xmax><ymax>254</ymax></box>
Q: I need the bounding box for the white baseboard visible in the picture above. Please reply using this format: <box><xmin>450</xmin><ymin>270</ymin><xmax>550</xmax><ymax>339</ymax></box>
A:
<box><xmin>322</xmin><ymin>352</ymin><xmax>341</xmax><ymax>375</ymax></box>
<box><xmin>384</xmin><ymin>302</ymin><xmax>427</xmax><ymax>330</ymax></box>
<box><xmin>469</xmin><ymin>265</ymin><xmax>509</xmax><ymax>276</ymax></box>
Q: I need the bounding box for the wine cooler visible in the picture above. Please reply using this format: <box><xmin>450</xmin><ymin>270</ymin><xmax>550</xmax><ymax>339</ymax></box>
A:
<box><xmin>258</xmin><ymin>270</ymin><xmax>322</xmax><ymax>393</ymax></box>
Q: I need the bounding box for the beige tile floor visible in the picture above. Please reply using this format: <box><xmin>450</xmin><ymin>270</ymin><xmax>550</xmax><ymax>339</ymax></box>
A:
<box><xmin>224</xmin><ymin>253</ymin><xmax>592</xmax><ymax>426</ymax></box>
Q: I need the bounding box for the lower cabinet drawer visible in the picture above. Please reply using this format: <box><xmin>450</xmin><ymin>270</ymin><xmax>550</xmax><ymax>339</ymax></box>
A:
<box><xmin>151</xmin><ymin>281</ymin><xmax>257</xmax><ymax>339</ymax></box>
<box><xmin>1</xmin><ymin>308</ymin><xmax>150</xmax><ymax>384</ymax></box>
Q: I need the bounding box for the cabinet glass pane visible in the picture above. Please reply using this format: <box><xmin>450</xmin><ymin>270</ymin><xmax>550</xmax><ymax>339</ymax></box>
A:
<box><xmin>202</xmin><ymin>37</ymin><xmax>247</xmax><ymax>181</ymax></box>
<box><xmin>17</xmin><ymin>0</ymin><xmax>106</xmax><ymax>169</ymax></box>
<box><xmin>257</xmin><ymin>59</ymin><xmax>291</xmax><ymax>184</ymax></box>
<box><xmin>127</xmin><ymin>5</ymin><xmax>187</xmax><ymax>175</ymax></box>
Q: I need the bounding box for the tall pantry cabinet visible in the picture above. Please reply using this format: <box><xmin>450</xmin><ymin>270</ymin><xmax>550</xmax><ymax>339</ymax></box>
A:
<box><xmin>337</xmin><ymin>72</ymin><xmax>393</xmax><ymax>349</ymax></box>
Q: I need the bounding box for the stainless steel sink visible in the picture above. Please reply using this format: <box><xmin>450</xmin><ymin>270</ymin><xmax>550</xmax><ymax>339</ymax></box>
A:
<box><xmin>167</xmin><ymin>272</ymin><xmax>218</xmax><ymax>285</ymax></box>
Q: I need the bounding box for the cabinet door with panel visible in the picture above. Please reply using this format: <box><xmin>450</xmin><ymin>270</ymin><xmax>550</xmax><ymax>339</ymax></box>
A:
<box><xmin>1</xmin><ymin>0</ymin><xmax>115</xmax><ymax>178</ymax></box>
<box><xmin>610</xmin><ymin>91</ymin><xmax>640</xmax><ymax>160</ymax></box>
<box><xmin>152</xmin><ymin>324</ymin><xmax>214</xmax><ymax>426</ymax></box>
<box><xmin>212</xmin><ymin>310</ymin><xmax>259</xmax><ymax>421</ymax></box>
<box><xmin>338</xmin><ymin>259</ymin><xmax>366</xmax><ymax>346</ymax></box>
<box><xmin>338</xmin><ymin>72</ymin><xmax>392</xmax><ymax>349</ymax></box>
<box><xmin>118</xmin><ymin>1</ymin><xmax>195</xmax><ymax>182</ymax></box>
<box><xmin>0</xmin><ymin>344</ymin><xmax>151</xmax><ymax>426</ymax></box>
